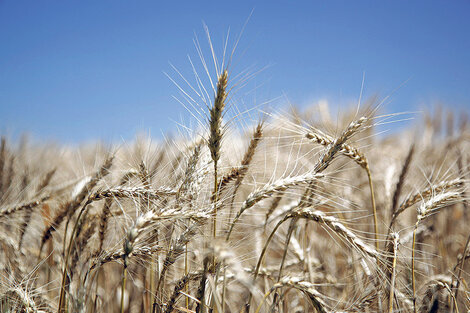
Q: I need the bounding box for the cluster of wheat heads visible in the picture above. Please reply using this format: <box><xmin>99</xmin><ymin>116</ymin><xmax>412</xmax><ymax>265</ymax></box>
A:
<box><xmin>0</xmin><ymin>68</ymin><xmax>469</xmax><ymax>313</ymax></box>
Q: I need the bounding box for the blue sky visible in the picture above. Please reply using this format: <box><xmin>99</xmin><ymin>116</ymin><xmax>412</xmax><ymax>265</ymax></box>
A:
<box><xmin>1</xmin><ymin>1</ymin><xmax>469</xmax><ymax>143</ymax></box>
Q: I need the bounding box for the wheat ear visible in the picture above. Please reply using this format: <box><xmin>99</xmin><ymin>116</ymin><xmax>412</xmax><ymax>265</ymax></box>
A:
<box><xmin>18</xmin><ymin>168</ymin><xmax>57</xmax><ymax>249</ymax></box>
<box><xmin>164</xmin><ymin>271</ymin><xmax>204</xmax><ymax>313</ymax></box>
<box><xmin>228</xmin><ymin>122</ymin><xmax>263</xmax><ymax>216</ymax></box>
<box><xmin>390</xmin><ymin>144</ymin><xmax>415</xmax><ymax>218</ymax></box>
<box><xmin>226</xmin><ymin>172</ymin><xmax>324</xmax><ymax>240</ymax></box>
<box><xmin>291</xmin><ymin>207</ymin><xmax>379</xmax><ymax>260</ymax></box>
<box><xmin>0</xmin><ymin>195</ymin><xmax>50</xmax><ymax>219</ymax></box>
<box><xmin>88</xmin><ymin>245</ymin><xmax>162</xmax><ymax>274</ymax></box>
<box><xmin>312</xmin><ymin>116</ymin><xmax>367</xmax><ymax>173</ymax></box>
<box><xmin>387</xmin><ymin>145</ymin><xmax>417</xmax><ymax>232</ymax></box>
<box><xmin>176</xmin><ymin>143</ymin><xmax>202</xmax><ymax>201</ymax></box>
<box><xmin>208</xmin><ymin>69</ymin><xmax>228</xmax><ymax>240</ymax></box>
<box><xmin>393</xmin><ymin>178</ymin><xmax>463</xmax><ymax>223</ymax></box>
<box><xmin>91</xmin><ymin>186</ymin><xmax>177</xmax><ymax>201</ymax></box>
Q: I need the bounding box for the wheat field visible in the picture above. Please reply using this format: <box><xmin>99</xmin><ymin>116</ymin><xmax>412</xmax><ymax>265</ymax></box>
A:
<box><xmin>0</xmin><ymin>52</ymin><xmax>469</xmax><ymax>313</ymax></box>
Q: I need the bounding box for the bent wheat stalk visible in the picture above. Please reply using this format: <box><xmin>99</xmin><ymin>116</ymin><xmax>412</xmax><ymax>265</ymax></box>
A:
<box><xmin>306</xmin><ymin>127</ymin><xmax>379</xmax><ymax>251</ymax></box>
<box><xmin>411</xmin><ymin>191</ymin><xmax>460</xmax><ymax>313</ymax></box>
<box><xmin>254</xmin><ymin>276</ymin><xmax>329</xmax><ymax>313</ymax></box>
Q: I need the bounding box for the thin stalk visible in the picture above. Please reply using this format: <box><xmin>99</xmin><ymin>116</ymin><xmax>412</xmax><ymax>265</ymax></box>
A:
<box><xmin>121</xmin><ymin>264</ymin><xmax>128</xmax><ymax>313</ymax></box>
<box><xmin>213</xmin><ymin>165</ymin><xmax>218</xmax><ymax>242</ymax></box>
<box><xmin>452</xmin><ymin>151</ymin><xmax>468</xmax><ymax>313</ymax></box>
<box><xmin>93</xmin><ymin>269</ymin><xmax>101</xmax><ymax>312</ymax></box>
<box><xmin>246</xmin><ymin>216</ymin><xmax>290</xmax><ymax>310</ymax></box>
<box><xmin>254</xmin><ymin>289</ymin><xmax>274</xmax><ymax>313</ymax></box>
<box><xmin>453</xmin><ymin>233</ymin><xmax>470</xmax><ymax>312</ymax></box>
<box><xmin>388</xmin><ymin>233</ymin><xmax>399</xmax><ymax>313</ymax></box>
<box><xmin>366</xmin><ymin>165</ymin><xmax>379</xmax><ymax>253</ymax></box>
<box><xmin>221</xmin><ymin>261</ymin><xmax>226</xmax><ymax>313</ymax></box>
<box><xmin>411</xmin><ymin>219</ymin><xmax>420</xmax><ymax>313</ymax></box>
<box><xmin>185</xmin><ymin>244</ymin><xmax>189</xmax><ymax>310</ymax></box>
<box><xmin>152</xmin><ymin>229</ymin><xmax>160</xmax><ymax>311</ymax></box>
<box><xmin>57</xmin><ymin>199</ymin><xmax>93</xmax><ymax>313</ymax></box>
<box><xmin>150</xmin><ymin>260</ymin><xmax>156</xmax><ymax>312</ymax></box>
<box><xmin>277</xmin><ymin>217</ymin><xmax>299</xmax><ymax>281</ymax></box>
<box><xmin>271</xmin><ymin>217</ymin><xmax>298</xmax><ymax>312</ymax></box>
<box><xmin>445</xmin><ymin>282</ymin><xmax>460</xmax><ymax>313</ymax></box>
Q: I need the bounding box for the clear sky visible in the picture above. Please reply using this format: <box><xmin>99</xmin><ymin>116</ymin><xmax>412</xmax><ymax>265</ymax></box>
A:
<box><xmin>1</xmin><ymin>1</ymin><xmax>469</xmax><ymax>143</ymax></box>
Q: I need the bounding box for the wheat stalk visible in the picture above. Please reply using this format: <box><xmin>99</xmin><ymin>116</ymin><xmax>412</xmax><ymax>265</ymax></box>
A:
<box><xmin>306</xmin><ymin>122</ymin><xmax>379</xmax><ymax>251</ymax></box>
